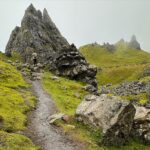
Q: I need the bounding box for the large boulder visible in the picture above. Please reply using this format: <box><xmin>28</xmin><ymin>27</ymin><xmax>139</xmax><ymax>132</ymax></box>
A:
<box><xmin>76</xmin><ymin>94</ymin><xmax>136</xmax><ymax>146</ymax></box>
<box><xmin>5</xmin><ymin>4</ymin><xmax>97</xmax><ymax>87</ymax></box>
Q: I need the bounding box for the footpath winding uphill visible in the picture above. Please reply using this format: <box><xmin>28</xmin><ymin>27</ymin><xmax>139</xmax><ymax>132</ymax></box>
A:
<box><xmin>27</xmin><ymin>81</ymin><xmax>83</xmax><ymax>150</ymax></box>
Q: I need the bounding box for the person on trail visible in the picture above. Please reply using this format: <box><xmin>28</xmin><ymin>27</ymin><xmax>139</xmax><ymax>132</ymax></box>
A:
<box><xmin>31</xmin><ymin>52</ymin><xmax>38</xmax><ymax>65</ymax></box>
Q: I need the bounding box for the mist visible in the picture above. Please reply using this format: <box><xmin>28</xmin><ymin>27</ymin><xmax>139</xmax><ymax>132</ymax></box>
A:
<box><xmin>0</xmin><ymin>0</ymin><xmax>150</xmax><ymax>52</ymax></box>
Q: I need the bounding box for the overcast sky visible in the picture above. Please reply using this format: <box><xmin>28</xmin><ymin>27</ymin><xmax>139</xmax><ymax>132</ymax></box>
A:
<box><xmin>0</xmin><ymin>0</ymin><xmax>150</xmax><ymax>52</ymax></box>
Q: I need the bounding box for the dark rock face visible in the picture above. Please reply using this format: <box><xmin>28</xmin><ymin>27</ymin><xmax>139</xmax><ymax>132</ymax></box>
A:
<box><xmin>129</xmin><ymin>35</ymin><xmax>141</xmax><ymax>50</ymax></box>
<box><xmin>102</xmin><ymin>103</ymin><xmax>136</xmax><ymax>146</ymax></box>
<box><xmin>6</xmin><ymin>5</ymin><xmax>69</xmax><ymax>61</ymax></box>
<box><xmin>5</xmin><ymin>4</ymin><xmax>97</xmax><ymax>86</ymax></box>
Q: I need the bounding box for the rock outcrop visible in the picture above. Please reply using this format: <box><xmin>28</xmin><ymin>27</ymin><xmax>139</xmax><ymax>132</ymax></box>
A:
<box><xmin>76</xmin><ymin>94</ymin><xmax>136</xmax><ymax>145</ymax></box>
<box><xmin>129</xmin><ymin>35</ymin><xmax>141</xmax><ymax>50</ymax></box>
<box><xmin>5</xmin><ymin>4</ymin><xmax>97</xmax><ymax>87</ymax></box>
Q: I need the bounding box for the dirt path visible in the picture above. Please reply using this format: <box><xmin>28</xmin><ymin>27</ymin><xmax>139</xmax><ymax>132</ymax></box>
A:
<box><xmin>27</xmin><ymin>80</ymin><xmax>83</xmax><ymax>150</ymax></box>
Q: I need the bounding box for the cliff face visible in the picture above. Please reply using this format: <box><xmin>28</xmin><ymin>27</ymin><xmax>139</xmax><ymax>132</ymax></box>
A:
<box><xmin>5</xmin><ymin>4</ymin><xmax>97</xmax><ymax>87</ymax></box>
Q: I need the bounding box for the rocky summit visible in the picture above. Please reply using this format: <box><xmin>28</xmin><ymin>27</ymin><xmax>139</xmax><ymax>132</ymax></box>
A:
<box><xmin>5</xmin><ymin>4</ymin><xmax>97</xmax><ymax>87</ymax></box>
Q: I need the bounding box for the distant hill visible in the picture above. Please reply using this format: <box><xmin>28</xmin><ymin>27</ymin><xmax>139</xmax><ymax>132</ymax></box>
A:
<box><xmin>80</xmin><ymin>40</ymin><xmax>150</xmax><ymax>85</ymax></box>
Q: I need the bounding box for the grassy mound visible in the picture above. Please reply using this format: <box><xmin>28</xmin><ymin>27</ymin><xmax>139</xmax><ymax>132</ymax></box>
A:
<box><xmin>0</xmin><ymin>57</ymin><xmax>38</xmax><ymax>150</ymax></box>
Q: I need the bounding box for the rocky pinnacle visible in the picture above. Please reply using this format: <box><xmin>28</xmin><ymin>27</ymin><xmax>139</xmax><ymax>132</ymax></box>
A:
<box><xmin>5</xmin><ymin>4</ymin><xmax>97</xmax><ymax>88</ymax></box>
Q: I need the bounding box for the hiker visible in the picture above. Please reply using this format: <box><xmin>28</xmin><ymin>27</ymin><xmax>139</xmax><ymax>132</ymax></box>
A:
<box><xmin>31</xmin><ymin>52</ymin><xmax>38</xmax><ymax>65</ymax></box>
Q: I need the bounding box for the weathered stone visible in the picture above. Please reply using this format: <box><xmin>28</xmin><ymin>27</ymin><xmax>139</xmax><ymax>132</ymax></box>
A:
<box><xmin>76</xmin><ymin>94</ymin><xmax>136</xmax><ymax>146</ymax></box>
<box><xmin>49</xmin><ymin>113</ymin><xmax>65</xmax><ymax>124</ymax></box>
<box><xmin>131</xmin><ymin>106</ymin><xmax>150</xmax><ymax>144</ymax></box>
<box><xmin>5</xmin><ymin>4</ymin><xmax>97</xmax><ymax>87</ymax></box>
<box><xmin>83</xmin><ymin>84</ymin><xmax>97</xmax><ymax>93</ymax></box>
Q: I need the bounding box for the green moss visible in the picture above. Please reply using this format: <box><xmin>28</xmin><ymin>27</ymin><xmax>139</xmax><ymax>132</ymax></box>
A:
<box><xmin>0</xmin><ymin>131</ymin><xmax>39</xmax><ymax>150</ymax></box>
<box><xmin>121</xmin><ymin>93</ymin><xmax>147</xmax><ymax>104</ymax></box>
<box><xmin>0</xmin><ymin>58</ymin><xmax>38</xmax><ymax>149</ymax></box>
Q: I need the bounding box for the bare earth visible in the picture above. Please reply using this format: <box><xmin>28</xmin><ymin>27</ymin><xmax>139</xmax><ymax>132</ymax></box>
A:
<box><xmin>26</xmin><ymin>81</ymin><xmax>84</xmax><ymax>150</ymax></box>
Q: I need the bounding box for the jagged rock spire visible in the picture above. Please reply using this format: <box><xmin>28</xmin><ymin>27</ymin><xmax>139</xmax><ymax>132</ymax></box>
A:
<box><xmin>5</xmin><ymin>4</ymin><xmax>97</xmax><ymax>88</ymax></box>
<box><xmin>43</xmin><ymin>8</ymin><xmax>55</xmax><ymax>28</ymax></box>
<box><xmin>129</xmin><ymin>35</ymin><xmax>141</xmax><ymax>50</ymax></box>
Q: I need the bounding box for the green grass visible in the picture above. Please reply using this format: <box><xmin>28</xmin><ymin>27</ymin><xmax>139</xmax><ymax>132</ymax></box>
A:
<box><xmin>96</xmin><ymin>64</ymin><xmax>146</xmax><ymax>85</ymax></box>
<box><xmin>42</xmin><ymin>71</ymin><xmax>150</xmax><ymax>150</ymax></box>
<box><xmin>0</xmin><ymin>57</ymin><xmax>38</xmax><ymax>150</ymax></box>
<box><xmin>0</xmin><ymin>131</ymin><xmax>37</xmax><ymax>150</ymax></box>
<box><xmin>80</xmin><ymin>43</ymin><xmax>150</xmax><ymax>67</ymax></box>
<box><xmin>42</xmin><ymin>71</ymin><xmax>88</xmax><ymax>115</ymax></box>
<box><xmin>80</xmin><ymin>44</ymin><xmax>150</xmax><ymax>85</ymax></box>
<box><xmin>0</xmin><ymin>60</ymin><xmax>27</xmax><ymax>88</ymax></box>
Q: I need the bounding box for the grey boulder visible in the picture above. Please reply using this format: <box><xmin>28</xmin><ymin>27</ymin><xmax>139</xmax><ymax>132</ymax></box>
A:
<box><xmin>76</xmin><ymin>94</ymin><xmax>136</xmax><ymax>146</ymax></box>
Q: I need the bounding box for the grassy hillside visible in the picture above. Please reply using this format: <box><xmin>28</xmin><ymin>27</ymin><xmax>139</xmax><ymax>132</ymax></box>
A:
<box><xmin>0</xmin><ymin>56</ymin><xmax>38</xmax><ymax>150</ymax></box>
<box><xmin>42</xmin><ymin>72</ymin><xmax>150</xmax><ymax>150</ymax></box>
<box><xmin>80</xmin><ymin>42</ymin><xmax>150</xmax><ymax>85</ymax></box>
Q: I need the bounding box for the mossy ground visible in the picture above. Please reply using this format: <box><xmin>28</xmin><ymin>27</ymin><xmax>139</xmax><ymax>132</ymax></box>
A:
<box><xmin>42</xmin><ymin>72</ymin><xmax>150</xmax><ymax>150</ymax></box>
<box><xmin>0</xmin><ymin>56</ymin><xmax>39</xmax><ymax>150</ymax></box>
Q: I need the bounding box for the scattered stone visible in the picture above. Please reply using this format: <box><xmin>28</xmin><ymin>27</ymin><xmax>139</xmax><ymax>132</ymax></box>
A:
<box><xmin>62</xmin><ymin>115</ymin><xmax>71</xmax><ymax>123</ymax></box>
<box><xmin>74</xmin><ymin>92</ymin><xmax>80</xmax><ymax>98</ymax></box>
<box><xmin>21</xmin><ymin>72</ymin><xmax>27</xmax><ymax>77</ymax></box>
<box><xmin>83</xmin><ymin>84</ymin><xmax>97</xmax><ymax>93</ymax></box>
<box><xmin>105</xmin><ymin>81</ymin><xmax>147</xmax><ymax>97</ymax></box>
<box><xmin>51</xmin><ymin>76</ymin><xmax>59</xmax><ymax>80</ymax></box>
<box><xmin>49</xmin><ymin>113</ymin><xmax>65</xmax><ymax>124</ymax></box>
